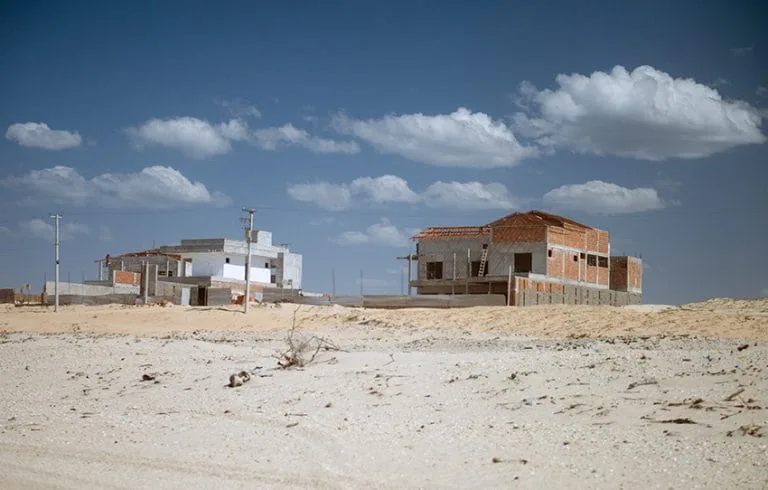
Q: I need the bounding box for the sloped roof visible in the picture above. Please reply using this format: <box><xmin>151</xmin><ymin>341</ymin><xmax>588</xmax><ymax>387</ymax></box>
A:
<box><xmin>112</xmin><ymin>249</ymin><xmax>182</xmax><ymax>261</ymax></box>
<box><xmin>412</xmin><ymin>226</ymin><xmax>491</xmax><ymax>240</ymax></box>
<box><xmin>412</xmin><ymin>211</ymin><xmax>595</xmax><ymax>241</ymax></box>
<box><xmin>487</xmin><ymin>210</ymin><xmax>593</xmax><ymax>230</ymax></box>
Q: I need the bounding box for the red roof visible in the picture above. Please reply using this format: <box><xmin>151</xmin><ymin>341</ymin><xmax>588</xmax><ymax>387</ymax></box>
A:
<box><xmin>412</xmin><ymin>226</ymin><xmax>491</xmax><ymax>240</ymax></box>
<box><xmin>487</xmin><ymin>210</ymin><xmax>593</xmax><ymax>230</ymax></box>
<box><xmin>413</xmin><ymin>211</ymin><xmax>596</xmax><ymax>241</ymax></box>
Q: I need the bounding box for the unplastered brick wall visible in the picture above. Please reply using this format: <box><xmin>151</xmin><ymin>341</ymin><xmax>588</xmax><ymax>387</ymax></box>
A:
<box><xmin>609</xmin><ymin>256</ymin><xmax>642</xmax><ymax>292</ymax></box>
<box><xmin>114</xmin><ymin>271</ymin><xmax>141</xmax><ymax>286</ymax></box>
<box><xmin>489</xmin><ymin>224</ymin><xmax>547</xmax><ymax>243</ymax></box>
<box><xmin>548</xmin><ymin>226</ymin><xmax>609</xmax><ymax>254</ymax></box>
<box><xmin>546</xmin><ymin>248</ymin><xmax>581</xmax><ymax>281</ymax></box>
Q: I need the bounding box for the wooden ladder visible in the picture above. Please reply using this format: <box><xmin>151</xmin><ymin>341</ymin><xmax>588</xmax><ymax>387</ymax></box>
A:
<box><xmin>478</xmin><ymin>247</ymin><xmax>489</xmax><ymax>276</ymax></box>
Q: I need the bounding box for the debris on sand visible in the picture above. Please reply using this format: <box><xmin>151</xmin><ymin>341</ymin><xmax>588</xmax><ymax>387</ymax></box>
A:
<box><xmin>627</xmin><ymin>379</ymin><xmax>658</xmax><ymax>390</ymax></box>
<box><xmin>228</xmin><ymin>371</ymin><xmax>252</xmax><ymax>388</ymax></box>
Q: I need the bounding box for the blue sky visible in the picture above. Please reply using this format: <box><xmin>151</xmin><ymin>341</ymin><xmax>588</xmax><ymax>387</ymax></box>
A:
<box><xmin>1</xmin><ymin>0</ymin><xmax>766</xmax><ymax>303</ymax></box>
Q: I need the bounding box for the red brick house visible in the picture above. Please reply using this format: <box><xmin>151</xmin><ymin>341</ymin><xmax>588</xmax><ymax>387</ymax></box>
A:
<box><xmin>410</xmin><ymin>210</ymin><xmax>642</xmax><ymax>305</ymax></box>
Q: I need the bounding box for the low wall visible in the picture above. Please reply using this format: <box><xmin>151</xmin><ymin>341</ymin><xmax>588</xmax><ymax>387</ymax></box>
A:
<box><xmin>44</xmin><ymin>281</ymin><xmax>139</xmax><ymax>296</ymax></box>
<box><xmin>513</xmin><ymin>278</ymin><xmax>641</xmax><ymax>306</ymax></box>
<box><xmin>0</xmin><ymin>289</ymin><xmax>14</xmax><ymax>304</ymax></box>
<box><xmin>46</xmin><ymin>294</ymin><xmax>137</xmax><ymax>306</ymax></box>
<box><xmin>363</xmin><ymin>294</ymin><xmax>506</xmax><ymax>309</ymax></box>
<box><xmin>155</xmin><ymin>282</ymin><xmax>191</xmax><ymax>306</ymax></box>
<box><xmin>206</xmin><ymin>288</ymin><xmax>232</xmax><ymax>306</ymax></box>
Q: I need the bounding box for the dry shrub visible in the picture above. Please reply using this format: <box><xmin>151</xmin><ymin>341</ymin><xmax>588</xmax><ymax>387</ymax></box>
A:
<box><xmin>275</xmin><ymin>306</ymin><xmax>341</xmax><ymax>369</ymax></box>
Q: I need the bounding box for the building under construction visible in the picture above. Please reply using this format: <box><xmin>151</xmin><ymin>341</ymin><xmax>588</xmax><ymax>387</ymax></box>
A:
<box><xmin>409</xmin><ymin>210</ymin><xmax>642</xmax><ymax>306</ymax></box>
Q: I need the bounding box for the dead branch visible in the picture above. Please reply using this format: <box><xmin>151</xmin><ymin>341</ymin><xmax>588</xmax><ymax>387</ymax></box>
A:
<box><xmin>274</xmin><ymin>305</ymin><xmax>342</xmax><ymax>369</ymax></box>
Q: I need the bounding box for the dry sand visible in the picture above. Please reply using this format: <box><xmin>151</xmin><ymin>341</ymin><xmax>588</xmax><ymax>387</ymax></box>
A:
<box><xmin>1</xmin><ymin>299</ymin><xmax>767</xmax><ymax>489</ymax></box>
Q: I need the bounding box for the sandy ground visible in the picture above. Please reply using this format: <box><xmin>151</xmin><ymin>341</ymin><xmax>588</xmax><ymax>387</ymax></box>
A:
<box><xmin>1</xmin><ymin>299</ymin><xmax>767</xmax><ymax>489</ymax></box>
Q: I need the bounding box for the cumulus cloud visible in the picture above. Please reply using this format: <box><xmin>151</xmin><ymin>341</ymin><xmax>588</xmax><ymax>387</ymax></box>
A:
<box><xmin>542</xmin><ymin>180</ymin><xmax>666</xmax><ymax>214</ymax></box>
<box><xmin>731</xmin><ymin>45</ymin><xmax>754</xmax><ymax>57</ymax></box>
<box><xmin>758</xmin><ymin>86</ymin><xmax>768</xmax><ymax>98</ymax></box>
<box><xmin>332</xmin><ymin>107</ymin><xmax>538</xmax><ymax>167</ymax></box>
<box><xmin>252</xmin><ymin>123</ymin><xmax>360</xmax><ymax>154</ymax></box>
<box><xmin>513</xmin><ymin>65</ymin><xmax>766</xmax><ymax>160</ymax></box>
<box><xmin>422</xmin><ymin>181</ymin><xmax>518</xmax><ymax>211</ymax></box>
<box><xmin>3</xmin><ymin>165</ymin><xmax>231</xmax><ymax>209</ymax></box>
<box><xmin>126</xmin><ymin>117</ymin><xmax>246</xmax><ymax>159</ymax></box>
<box><xmin>334</xmin><ymin>219</ymin><xmax>417</xmax><ymax>247</ymax></box>
<box><xmin>20</xmin><ymin>219</ymin><xmax>89</xmax><ymax>241</ymax></box>
<box><xmin>348</xmin><ymin>175</ymin><xmax>422</xmax><ymax>204</ymax></box>
<box><xmin>288</xmin><ymin>175</ymin><xmax>518</xmax><ymax>211</ymax></box>
<box><xmin>5</xmin><ymin>122</ymin><xmax>82</xmax><ymax>150</ymax></box>
<box><xmin>217</xmin><ymin>98</ymin><xmax>262</xmax><ymax>119</ymax></box>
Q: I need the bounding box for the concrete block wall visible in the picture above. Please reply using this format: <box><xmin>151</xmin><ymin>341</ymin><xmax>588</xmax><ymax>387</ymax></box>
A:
<box><xmin>513</xmin><ymin>277</ymin><xmax>641</xmax><ymax>307</ymax></box>
<box><xmin>45</xmin><ymin>281</ymin><xmax>139</xmax><ymax>296</ymax></box>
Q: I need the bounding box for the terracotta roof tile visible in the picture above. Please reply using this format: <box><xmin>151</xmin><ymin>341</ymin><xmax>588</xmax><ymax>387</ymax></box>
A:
<box><xmin>412</xmin><ymin>226</ymin><xmax>491</xmax><ymax>240</ymax></box>
<box><xmin>413</xmin><ymin>210</ymin><xmax>601</xmax><ymax>241</ymax></box>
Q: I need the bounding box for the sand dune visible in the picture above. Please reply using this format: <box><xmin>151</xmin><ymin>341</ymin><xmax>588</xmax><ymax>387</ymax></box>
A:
<box><xmin>2</xmin><ymin>297</ymin><xmax>767</xmax><ymax>340</ymax></box>
<box><xmin>1</xmin><ymin>299</ymin><xmax>766</xmax><ymax>489</ymax></box>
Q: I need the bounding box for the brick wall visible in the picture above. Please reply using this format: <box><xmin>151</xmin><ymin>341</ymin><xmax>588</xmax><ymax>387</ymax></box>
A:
<box><xmin>628</xmin><ymin>257</ymin><xmax>643</xmax><ymax>292</ymax></box>
<box><xmin>114</xmin><ymin>270</ymin><xmax>141</xmax><ymax>286</ymax></box>
<box><xmin>490</xmin><ymin>224</ymin><xmax>547</xmax><ymax>243</ymax></box>
<box><xmin>546</xmin><ymin>248</ymin><xmax>581</xmax><ymax>281</ymax></box>
<box><xmin>0</xmin><ymin>288</ymin><xmax>14</xmax><ymax>304</ymax></box>
<box><xmin>609</xmin><ymin>256</ymin><xmax>642</xmax><ymax>292</ymax></box>
<box><xmin>548</xmin><ymin>226</ymin><xmax>609</xmax><ymax>254</ymax></box>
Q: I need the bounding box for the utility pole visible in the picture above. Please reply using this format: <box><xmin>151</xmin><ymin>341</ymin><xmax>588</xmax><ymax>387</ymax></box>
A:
<box><xmin>395</xmin><ymin>254</ymin><xmax>416</xmax><ymax>296</ymax></box>
<box><xmin>50</xmin><ymin>214</ymin><xmax>61</xmax><ymax>312</ymax></box>
<box><xmin>241</xmin><ymin>207</ymin><xmax>256</xmax><ymax>314</ymax></box>
<box><xmin>331</xmin><ymin>268</ymin><xmax>336</xmax><ymax>299</ymax></box>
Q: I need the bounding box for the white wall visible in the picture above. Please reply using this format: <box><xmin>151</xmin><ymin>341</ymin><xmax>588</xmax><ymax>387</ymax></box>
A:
<box><xmin>221</xmin><ymin>264</ymin><xmax>271</xmax><ymax>283</ymax></box>
<box><xmin>186</xmin><ymin>253</ymin><xmax>225</xmax><ymax>277</ymax></box>
<box><xmin>184</xmin><ymin>249</ymin><xmax>289</xmax><ymax>286</ymax></box>
<box><xmin>278</xmin><ymin>252</ymin><xmax>302</xmax><ymax>289</ymax></box>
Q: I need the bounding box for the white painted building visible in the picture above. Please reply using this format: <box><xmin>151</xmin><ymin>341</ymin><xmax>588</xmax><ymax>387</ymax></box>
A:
<box><xmin>158</xmin><ymin>232</ymin><xmax>302</xmax><ymax>289</ymax></box>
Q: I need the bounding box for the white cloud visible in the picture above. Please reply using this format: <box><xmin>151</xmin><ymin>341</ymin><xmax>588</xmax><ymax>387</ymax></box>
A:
<box><xmin>252</xmin><ymin>123</ymin><xmax>360</xmax><ymax>154</ymax></box>
<box><xmin>348</xmin><ymin>175</ymin><xmax>421</xmax><ymax>204</ymax></box>
<box><xmin>217</xmin><ymin>119</ymin><xmax>250</xmax><ymax>141</ymax></box>
<box><xmin>543</xmin><ymin>180</ymin><xmax>666</xmax><ymax>214</ymax></box>
<box><xmin>218</xmin><ymin>98</ymin><xmax>262</xmax><ymax>119</ymax></box>
<box><xmin>287</xmin><ymin>182</ymin><xmax>353</xmax><ymax>211</ymax></box>
<box><xmin>0</xmin><ymin>226</ymin><xmax>13</xmax><ymax>237</ymax></box>
<box><xmin>334</xmin><ymin>219</ymin><xmax>417</xmax><ymax>247</ymax></box>
<box><xmin>758</xmin><ymin>86</ymin><xmax>768</xmax><ymax>98</ymax></box>
<box><xmin>20</xmin><ymin>219</ymin><xmax>89</xmax><ymax>241</ymax></box>
<box><xmin>288</xmin><ymin>175</ymin><xmax>518</xmax><ymax>211</ymax></box>
<box><xmin>4</xmin><ymin>165</ymin><xmax>231</xmax><ymax>209</ymax></box>
<box><xmin>5</xmin><ymin>122</ymin><xmax>82</xmax><ymax>150</ymax></box>
<box><xmin>309</xmin><ymin>216</ymin><xmax>335</xmax><ymax>226</ymax></box>
<box><xmin>126</xmin><ymin>117</ymin><xmax>245</xmax><ymax>159</ymax></box>
<box><xmin>422</xmin><ymin>181</ymin><xmax>518</xmax><ymax>211</ymax></box>
<box><xmin>731</xmin><ymin>45</ymin><xmax>754</xmax><ymax>57</ymax></box>
<box><xmin>98</xmin><ymin>225</ymin><xmax>112</xmax><ymax>241</ymax></box>
<box><xmin>332</xmin><ymin>107</ymin><xmax>538</xmax><ymax>167</ymax></box>
<box><xmin>513</xmin><ymin>65</ymin><xmax>766</xmax><ymax>160</ymax></box>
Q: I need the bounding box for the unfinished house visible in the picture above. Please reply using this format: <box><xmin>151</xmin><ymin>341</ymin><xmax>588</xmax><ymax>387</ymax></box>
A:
<box><xmin>410</xmin><ymin>210</ymin><xmax>642</xmax><ymax>306</ymax></box>
<box><xmin>106</xmin><ymin>231</ymin><xmax>303</xmax><ymax>305</ymax></box>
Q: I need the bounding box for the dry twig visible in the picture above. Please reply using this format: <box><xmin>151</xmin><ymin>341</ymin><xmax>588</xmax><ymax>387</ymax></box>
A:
<box><xmin>275</xmin><ymin>306</ymin><xmax>342</xmax><ymax>369</ymax></box>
